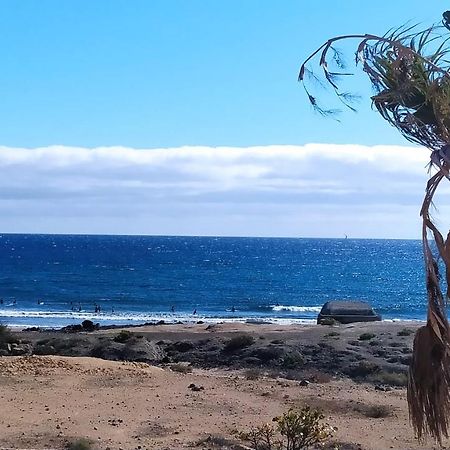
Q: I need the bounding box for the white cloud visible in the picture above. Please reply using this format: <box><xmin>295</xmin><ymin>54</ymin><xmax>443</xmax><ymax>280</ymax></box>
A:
<box><xmin>0</xmin><ymin>143</ymin><xmax>442</xmax><ymax>238</ymax></box>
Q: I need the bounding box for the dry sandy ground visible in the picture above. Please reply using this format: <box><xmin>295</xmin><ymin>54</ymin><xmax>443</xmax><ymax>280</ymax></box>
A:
<box><xmin>0</xmin><ymin>355</ymin><xmax>446</xmax><ymax>450</ymax></box>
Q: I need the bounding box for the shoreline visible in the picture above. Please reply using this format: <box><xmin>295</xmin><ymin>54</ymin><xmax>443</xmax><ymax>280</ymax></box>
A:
<box><xmin>1</xmin><ymin>311</ymin><xmax>427</xmax><ymax>330</ymax></box>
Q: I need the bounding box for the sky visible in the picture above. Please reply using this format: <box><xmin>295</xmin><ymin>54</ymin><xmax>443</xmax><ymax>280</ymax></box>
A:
<box><xmin>0</xmin><ymin>0</ymin><xmax>448</xmax><ymax>238</ymax></box>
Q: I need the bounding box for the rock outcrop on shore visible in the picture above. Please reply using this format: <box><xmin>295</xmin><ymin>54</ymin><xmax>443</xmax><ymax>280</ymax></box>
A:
<box><xmin>4</xmin><ymin>321</ymin><xmax>416</xmax><ymax>387</ymax></box>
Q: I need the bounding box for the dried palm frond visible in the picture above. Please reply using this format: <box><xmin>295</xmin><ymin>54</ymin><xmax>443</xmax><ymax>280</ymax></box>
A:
<box><xmin>299</xmin><ymin>16</ymin><xmax>450</xmax><ymax>444</ymax></box>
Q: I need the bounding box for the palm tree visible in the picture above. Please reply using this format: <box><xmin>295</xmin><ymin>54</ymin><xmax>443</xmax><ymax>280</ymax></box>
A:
<box><xmin>299</xmin><ymin>16</ymin><xmax>450</xmax><ymax>443</ymax></box>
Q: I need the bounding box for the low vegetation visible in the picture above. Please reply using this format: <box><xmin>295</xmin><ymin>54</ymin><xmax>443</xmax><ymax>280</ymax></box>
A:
<box><xmin>318</xmin><ymin>318</ymin><xmax>338</xmax><ymax>326</ymax></box>
<box><xmin>170</xmin><ymin>362</ymin><xmax>193</xmax><ymax>373</ymax></box>
<box><xmin>370</xmin><ymin>370</ymin><xmax>408</xmax><ymax>387</ymax></box>
<box><xmin>358</xmin><ymin>333</ymin><xmax>376</xmax><ymax>341</ymax></box>
<box><xmin>66</xmin><ymin>438</ymin><xmax>94</xmax><ymax>450</ymax></box>
<box><xmin>223</xmin><ymin>334</ymin><xmax>255</xmax><ymax>352</ymax></box>
<box><xmin>240</xmin><ymin>406</ymin><xmax>334</xmax><ymax>450</ymax></box>
<box><xmin>354</xmin><ymin>403</ymin><xmax>393</xmax><ymax>418</ymax></box>
<box><xmin>113</xmin><ymin>330</ymin><xmax>133</xmax><ymax>343</ymax></box>
<box><xmin>280</xmin><ymin>352</ymin><xmax>304</xmax><ymax>369</ymax></box>
<box><xmin>325</xmin><ymin>331</ymin><xmax>340</xmax><ymax>338</ymax></box>
<box><xmin>397</xmin><ymin>328</ymin><xmax>415</xmax><ymax>337</ymax></box>
<box><xmin>245</xmin><ymin>368</ymin><xmax>262</xmax><ymax>380</ymax></box>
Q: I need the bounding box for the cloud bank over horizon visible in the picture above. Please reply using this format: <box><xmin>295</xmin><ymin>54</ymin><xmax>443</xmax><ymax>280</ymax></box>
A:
<box><xmin>0</xmin><ymin>143</ymin><xmax>442</xmax><ymax>238</ymax></box>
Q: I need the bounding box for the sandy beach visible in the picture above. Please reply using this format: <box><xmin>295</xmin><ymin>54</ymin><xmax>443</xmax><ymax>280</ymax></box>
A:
<box><xmin>0</xmin><ymin>321</ymin><xmax>446</xmax><ymax>449</ymax></box>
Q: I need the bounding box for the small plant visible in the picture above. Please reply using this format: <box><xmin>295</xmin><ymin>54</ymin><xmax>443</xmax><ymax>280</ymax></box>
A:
<box><xmin>318</xmin><ymin>318</ymin><xmax>338</xmax><ymax>326</ymax></box>
<box><xmin>358</xmin><ymin>333</ymin><xmax>376</xmax><ymax>341</ymax></box>
<box><xmin>170</xmin><ymin>363</ymin><xmax>192</xmax><ymax>373</ymax></box>
<box><xmin>325</xmin><ymin>331</ymin><xmax>340</xmax><ymax>338</ymax></box>
<box><xmin>280</xmin><ymin>352</ymin><xmax>304</xmax><ymax>369</ymax></box>
<box><xmin>354</xmin><ymin>404</ymin><xmax>392</xmax><ymax>418</ymax></box>
<box><xmin>223</xmin><ymin>334</ymin><xmax>255</xmax><ymax>352</ymax></box>
<box><xmin>245</xmin><ymin>368</ymin><xmax>262</xmax><ymax>380</ymax></box>
<box><xmin>371</xmin><ymin>370</ymin><xmax>408</xmax><ymax>387</ymax></box>
<box><xmin>347</xmin><ymin>360</ymin><xmax>380</xmax><ymax>378</ymax></box>
<box><xmin>240</xmin><ymin>406</ymin><xmax>334</xmax><ymax>450</ymax></box>
<box><xmin>66</xmin><ymin>438</ymin><xmax>93</xmax><ymax>450</ymax></box>
<box><xmin>397</xmin><ymin>328</ymin><xmax>415</xmax><ymax>337</ymax></box>
<box><xmin>113</xmin><ymin>330</ymin><xmax>133</xmax><ymax>343</ymax></box>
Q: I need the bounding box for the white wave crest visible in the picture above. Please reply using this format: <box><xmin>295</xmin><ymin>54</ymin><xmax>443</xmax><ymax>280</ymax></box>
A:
<box><xmin>270</xmin><ymin>305</ymin><xmax>322</xmax><ymax>313</ymax></box>
<box><xmin>0</xmin><ymin>308</ymin><xmax>318</xmax><ymax>328</ymax></box>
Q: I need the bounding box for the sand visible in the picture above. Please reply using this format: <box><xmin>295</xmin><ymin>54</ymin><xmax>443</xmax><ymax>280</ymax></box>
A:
<box><xmin>0</xmin><ymin>352</ymin><xmax>446</xmax><ymax>449</ymax></box>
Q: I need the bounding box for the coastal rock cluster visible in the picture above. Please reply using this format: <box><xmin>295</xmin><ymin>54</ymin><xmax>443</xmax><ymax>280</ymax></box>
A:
<box><xmin>2</xmin><ymin>321</ymin><xmax>417</xmax><ymax>387</ymax></box>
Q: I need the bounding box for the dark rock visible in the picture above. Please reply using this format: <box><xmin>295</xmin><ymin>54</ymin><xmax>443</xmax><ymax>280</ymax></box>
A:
<box><xmin>81</xmin><ymin>320</ymin><xmax>98</xmax><ymax>331</ymax></box>
<box><xmin>61</xmin><ymin>324</ymin><xmax>83</xmax><ymax>333</ymax></box>
<box><xmin>318</xmin><ymin>300</ymin><xmax>381</xmax><ymax>324</ymax></box>
<box><xmin>299</xmin><ymin>379</ymin><xmax>310</xmax><ymax>386</ymax></box>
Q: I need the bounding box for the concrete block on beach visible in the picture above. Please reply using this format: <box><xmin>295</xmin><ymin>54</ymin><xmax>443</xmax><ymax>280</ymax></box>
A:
<box><xmin>317</xmin><ymin>300</ymin><xmax>381</xmax><ymax>324</ymax></box>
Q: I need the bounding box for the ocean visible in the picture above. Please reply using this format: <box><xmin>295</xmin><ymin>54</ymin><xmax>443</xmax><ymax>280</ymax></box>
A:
<box><xmin>0</xmin><ymin>234</ymin><xmax>429</xmax><ymax>328</ymax></box>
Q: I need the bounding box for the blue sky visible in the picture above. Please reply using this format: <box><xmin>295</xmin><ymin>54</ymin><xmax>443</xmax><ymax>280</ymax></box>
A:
<box><xmin>0</xmin><ymin>1</ymin><xmax>448</xmax><ymax>237</ymax></box>
<box><xmin>0</xmin><ymin>0</ymin><xmax>445</xmax><ymax>148</ymax></box>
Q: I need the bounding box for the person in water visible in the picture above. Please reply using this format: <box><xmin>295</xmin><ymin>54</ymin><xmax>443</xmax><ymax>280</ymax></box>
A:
<box><xmin>231</xmin><ymin>306</ymin><xmax>236</xmax><ymax>312</ymax></box>
<box><xmin>193</xmin><ymin>308</ymin><xmax>197</xmax><ymax>315</ymax></box>
<box><xmin>171</xmin><ymin>305</ymin><xmax>175</xmax><ymax>313</ymax></box>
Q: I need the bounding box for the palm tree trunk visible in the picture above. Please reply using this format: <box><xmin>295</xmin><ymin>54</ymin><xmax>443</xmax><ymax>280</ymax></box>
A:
<box><xmin>408</xmin><ymin>169</ymin><xmax>450</xmax><ymax>443</ymax></box>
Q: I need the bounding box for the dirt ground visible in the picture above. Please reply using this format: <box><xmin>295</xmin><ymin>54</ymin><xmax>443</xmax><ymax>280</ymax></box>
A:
<box><xmin>0</xmin><ymin>353</ymin><xmax>446</xmax><ymax>450</ymax></box>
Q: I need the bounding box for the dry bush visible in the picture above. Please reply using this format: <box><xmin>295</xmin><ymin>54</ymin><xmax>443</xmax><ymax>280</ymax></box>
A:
<box><xmin>358</xmin><ymin>333</ymin><xmax>376</xmax><ymax>341</ymax></box>
<box><xmin>245</xmin><ymin>368</ymin><xmax>262</xmax><ymax>380</ymax></box>
<box><xmin>170</xmin><ymin>363</ymin><xmax>193</xmax><ymax>374</ymax></box>
<box><xmin>240</xmin><ymin>406</ymin><xmax>334</xmax><ymax>450</ymax></box>
<box><xmin>66</xmin><ymin>438</ymin><xmax>94</xmax><ymax>450</ymax></box>
<box><xmin>113</xmin><ymin>330</ymin><xmax>134</xmax><ymax>343</ymax></box>
<box><xmin>354</xmin><ymin>403</ymin><xmax>393</xmax><ymax>418</ymax></box>
<box><xmin>370</xmin><ymin>370</ymin><xmax>408</xmax><ymax>387</ymax></box>
<box><xmin>224</xmin><ymin>334</ymin><xmax>255</xmax><ymax>352</ymax></box>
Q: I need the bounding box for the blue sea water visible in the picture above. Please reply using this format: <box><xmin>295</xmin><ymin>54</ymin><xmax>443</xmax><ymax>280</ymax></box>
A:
<box><xmin>0</xmin><ymin>234</ymin><xmax>429</xmax><ymax>328</ymax></box>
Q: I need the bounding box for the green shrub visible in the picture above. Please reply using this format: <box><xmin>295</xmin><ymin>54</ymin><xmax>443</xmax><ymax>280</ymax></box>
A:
<box><xmin>358</xmin><ymin>333</ymin><xmax>376</xmax><ymax>341</ymax></box>
<box><xmin>281</xmin><ymin>352</ymin><xmax>304</xmax><ymax>369</ymax></box>
<box><xmin>223</xmin><ymin>334</ymin><xmax>255</xmax><ymax>352</ymax></box>
<box><xmin>370</xmin><ymin>370</ymin><xmax>408</xmax><ymax>387</ymax></box>
<box><xmin>347</xmin><ymin>360</ymin><xmax>380</xmax><ymax>378</ymax></box>
<box><xmin>113</xmin><ymin>330</ymin><xmax>133</xmax><ymax>343</ymax></box>
<box><xmin>240</xmin><ymin>406</ymin><xmax>334</xmax><ymax>450</ymax></box>
<box><xmin>397</xmin><ymin>328</ymin><xmax>415</xmax><ymax>337</ymax></box>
